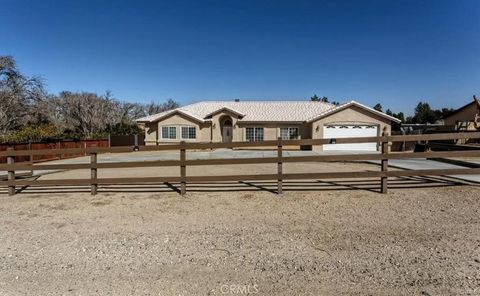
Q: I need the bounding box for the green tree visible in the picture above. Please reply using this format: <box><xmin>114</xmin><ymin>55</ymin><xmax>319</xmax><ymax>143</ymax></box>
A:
<box><xmin>373</xmin><ymin>103</ymin><xmax>383</xmax><ymax>112</ymax></box>
<box><xmin>411</xmin><ymin>102</ymin><xmax>438</xmax><ymax>124</ymax></box>
<box><xmin>409</xmin><ymin>102</ymin><xmax>453</xmax><ymax>124</ymax></box>
<box><xmin>311</xmin><ymin>95</ymin><xmax>335</xmax><ymax>104</ymax></box>
<box><xmin>0</xmin><ymin>124</ymin><xmax>61</xmax><ymax>143</ymax></box>
<box><xmin>435</xmin><ymin>108</ymin><xmax>455</xmax><ymax>119</ymax></box>
<box><xmin>393</xmin><ymin>112</ymin><xmax>405</xmax><ymax>122</ymax></box>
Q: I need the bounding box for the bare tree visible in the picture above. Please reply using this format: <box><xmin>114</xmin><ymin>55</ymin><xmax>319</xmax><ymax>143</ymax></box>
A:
<box><xmin>34</xmin><ymin>95</ymin><xmax>68</xmax><ymax>129</ymax></box>
<box><xmin>116</xmin><ymin>102</ymin><xmax>147</xmax><ymax>122</ymax></box>
<box><xmin>35</xmin><ymin>93</ymin><xmax>180</xmax><ymax>139</ymax></box>
<box><xmin>55</xmin><ymin>91</ymin><xmax>120</xmax><ymax>138</ymax></box>
<box><xmin>0</xmin><ymin>56</ymin><xmax>46</xmax><ymax>134</ymax></box>
<box><xmin>1</xmin><ymin>56</ymin><xmax>181</xmax><ymax>140</ymax></box>
<box><xmin>145</xmin><ymin>98</ymin><xmax>179</xmax><ymax>115</ymax></box>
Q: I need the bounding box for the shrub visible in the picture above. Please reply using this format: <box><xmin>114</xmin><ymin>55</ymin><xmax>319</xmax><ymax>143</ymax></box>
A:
<box><xmin>0</xmin><ymin>124</ymin><xmax>63</xmax><ymax>143</ymax></box>
<box><xmin>105</xmin><ymin>122</ymin><xmax>143</xmax><ymax>136</ymax></box>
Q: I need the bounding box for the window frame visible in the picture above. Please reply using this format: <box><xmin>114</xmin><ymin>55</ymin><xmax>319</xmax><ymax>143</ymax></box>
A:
<box><xmin>161</xmin><ymin>126</ymin><xmax>177</xmax><ymax>139</ymax></box>
<box><xmin>245</xmin><ymin>127</ymin><xmax>264</xmax><ymax>142</ymax></box>
<box><xmin>181</xmin><ymin>126</ymin><xmax>197</xmax><ymax>140</ymax></box>
<box><xmin>280</xmin><ymin>127</ymin><xmax>300</xmax><ymax>140</ymax></box>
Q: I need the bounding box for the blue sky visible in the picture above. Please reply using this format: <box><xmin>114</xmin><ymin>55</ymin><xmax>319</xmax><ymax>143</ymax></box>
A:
<box><xmin>1</xmin><ymin>0</ymin><xmax>479</xmax><ymax>114</ymax></box>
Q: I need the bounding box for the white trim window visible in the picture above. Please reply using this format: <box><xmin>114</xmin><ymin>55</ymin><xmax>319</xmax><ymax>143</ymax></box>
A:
<box><xmin>246</xmin><ymin>127</ymin><xmax>264</xmax><ymax>142</ymax></box>
<box><xmin>280</xmin><ymin>127</ymin><xmax>299</xmax><ymax>140</ymax></box>
<box><xmin>181</xmin><ymin>126</ymin><xmax>196</xmax><ymax>139</ymax></box>
<box><xmin>161</xmin><ymin>126</ymin><xmax>177</xmax><ymax>139</ymax></box>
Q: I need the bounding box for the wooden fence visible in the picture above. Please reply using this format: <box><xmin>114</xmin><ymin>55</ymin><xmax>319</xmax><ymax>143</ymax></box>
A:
<box><xmin>109</xmin><ymin>134</ymin><xmax>145</xmax><ymax>147</ymax></box>
<box><xmin>1</xmin><ymin>132</ymin><xmax>480</xmax><ymax>196</ymax></box>
<box><xmin>0</xmin><ymin>139</ymin><xmax>109</xmax><ymax>163</ymax></box>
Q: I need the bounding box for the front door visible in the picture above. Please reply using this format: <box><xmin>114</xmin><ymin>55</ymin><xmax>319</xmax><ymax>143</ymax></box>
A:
<box><xmin>222</xmin><ymin>126</ymin><xmax>233</xmax><ymax>142</ymax></box>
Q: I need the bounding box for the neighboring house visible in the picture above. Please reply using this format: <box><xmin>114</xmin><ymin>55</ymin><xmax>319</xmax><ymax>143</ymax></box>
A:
<box><xmin>442</xmin><ymin>97</ymin><xmax>480</xmax><ymax>131</ymax></box>
<box><xmin>136</xmin><ymin>100</ymin><xmax>400</xmax><ymax>151</ymax></box>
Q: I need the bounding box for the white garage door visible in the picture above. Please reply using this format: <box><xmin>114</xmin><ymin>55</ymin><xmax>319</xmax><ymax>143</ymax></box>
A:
<box><xmin>323</xmin><ymin>125</ymin><xmax>378</xmax><ymax>151</ymax></box>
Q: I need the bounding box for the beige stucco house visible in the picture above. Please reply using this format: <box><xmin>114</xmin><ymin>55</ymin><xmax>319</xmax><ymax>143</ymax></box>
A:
<box><xmin>137</xmin><ymin>100</ymin><xmax>400</xmax><ymax>151</ymax></box>
<box><xmin>443</xmin><ymin>97</ymin><xmax>480</xmax><ymax>131</ymax></box>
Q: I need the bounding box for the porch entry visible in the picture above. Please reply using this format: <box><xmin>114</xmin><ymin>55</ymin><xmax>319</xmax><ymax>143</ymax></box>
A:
<box><xmin>221</xmin><ymin>118</ymin><xmax>233</xmax><ymax>143</ymax></box>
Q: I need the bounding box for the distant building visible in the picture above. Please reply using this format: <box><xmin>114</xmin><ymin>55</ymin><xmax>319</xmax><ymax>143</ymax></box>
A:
<box><xmin>137</xmin><ymin>100</ymin><xmax>399</xmax><ymax>152</ymax></box>
<box><xmin>443</xmin><ymin>96</ymin><xmax>480</xmax><ymax>131</ymax></box>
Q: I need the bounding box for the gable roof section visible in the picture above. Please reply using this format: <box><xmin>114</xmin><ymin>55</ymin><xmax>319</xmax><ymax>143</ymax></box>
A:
<box><xmin>204</xmin><ymin>106</ymin><xmax>246</xmax><ymax>118</ymax></box>
<box><xmin>137</xmin><ymin>100</ymin><xmax>400</xmax><ymax>123</ymax></box>
<box><xmin>306</xmin><ymin>100</ymin><xmax>401</xmax><ymax>123</ymax></box>
<box><xmin>137</xmin><ymin>109</ymin><xmax>206</xmax><ymax>123</ymax></box>
<box><xmin>442</xmin><ymin>98</ymin><xmax>480</xmax><ymax>120</ymax></box>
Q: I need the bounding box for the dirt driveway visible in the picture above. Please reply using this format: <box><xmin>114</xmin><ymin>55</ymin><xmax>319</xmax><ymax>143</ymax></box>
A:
<box><xmin>2</xmin><ymin>152</ymin><xmax>479</xmax><ymax>295</ymax></box>
<box><xmin>1</xmin><ymin>183</ymin><xmax>479</xmax><ymax>295</ymax></box>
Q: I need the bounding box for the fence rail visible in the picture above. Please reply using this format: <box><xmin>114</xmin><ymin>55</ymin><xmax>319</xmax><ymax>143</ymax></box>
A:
<box><xmin>0</xmin><ymin>139</ymin><xmax>109</xmax><ymax>163</ymax></box>
<box><xmin>1</xmin><ymin>132</ymin><xmax>480</xmax><ymax>196</ymax></box>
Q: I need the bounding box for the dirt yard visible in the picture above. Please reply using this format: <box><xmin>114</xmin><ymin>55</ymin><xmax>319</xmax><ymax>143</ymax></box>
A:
<box><xmin>1</xmin><ymin>180</ymin><xmax>479</xmax><ymax>295</ymax></box>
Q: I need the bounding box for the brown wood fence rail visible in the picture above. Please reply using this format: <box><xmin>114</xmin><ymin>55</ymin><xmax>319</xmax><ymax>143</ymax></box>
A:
<box><xmin>0</xmin><ymin>139</ymin><xmax>109</xmax><ymax>163</ymax></box>
<box><xmin>1</xmin><ymin>132</ymin><xmax>480</xmax><ymax>196</ymax></box>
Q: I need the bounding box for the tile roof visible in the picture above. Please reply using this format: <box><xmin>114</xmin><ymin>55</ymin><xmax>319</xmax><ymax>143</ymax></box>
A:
<box><xmin>137</xmin><ymin>101</ymin><xmax>336</xmax><ymax>123</ymax></box>
<box><xmin>137</xmin><ymin>100</ymin><xmax>400</xmax><ymax>123</ymax></box>
<box><xmin>306</xmin><ymin>100</ymin><xmax>401</xmax><ymax>123</ymax></box>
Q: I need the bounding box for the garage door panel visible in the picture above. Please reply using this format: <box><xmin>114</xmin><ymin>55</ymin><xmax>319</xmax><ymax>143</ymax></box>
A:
<box><xmin>323</xmin><ymin>125</ymin><xmax>378</xmax><ymax>151</ymax></box>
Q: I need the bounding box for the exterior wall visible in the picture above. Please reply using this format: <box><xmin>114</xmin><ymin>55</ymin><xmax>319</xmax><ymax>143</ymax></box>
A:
<box><xmin>152</xmin><ymin>113</ymin><xmax>212</xmax><ymax>144</ymax></box>
<box><xmin>235</xmin><ymin>123</ymin><xmax>309</xmax><ymax>141</ymax></box>
<box><xmin>311</xmin><ymin>105</ymin><xmax>392</xmax><ymax>152</ymax></box>
<box><xmin>234</xmin><ymin>122</ymin><xmax>310</xmax><ymax>149</ymax></box>
<box><xmin>208</xmin><ymin>111</ymin><xmax>311</xmax><ymax>144</ymax></box>
<box><xmin>144</xmin><ymin>122</ymin><xmax>158</xmax><ymax>146</ymax></box>
<box><xmin>443</xmin><ymin>103</ymin><xmax>479</xmax><ymax>130</ymax></box>
<box><xmin>210</xmin><ymin>111</ymin><xmax>242</xmax><ymax>142</ymax></box>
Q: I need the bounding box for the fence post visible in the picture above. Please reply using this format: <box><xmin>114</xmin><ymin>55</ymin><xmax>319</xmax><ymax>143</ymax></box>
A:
<box><xmin>90</xmin><ymin>148</ymin><xmax>98</xmax><ymax>195</ymax></box>
<box><xmin>180</xmin><ymin>141</ymin><xmax>186</xmax><ymax>195</ymax></box>
<box><xmin>29</xmin><ymin>142</ymin><xmax>33</xmax><ymax>175</ymax></box>
<box><xmin>277</xmin><ymin>137</ymin><xmax>283</xmax><ymax>195</ymax></box>
<box><xmin>7</xmin><ymin>147</ymin><xmax>15</xmax><ymax>196</ymax></box>
<box><xmin>57</xmin><ymin>141</ymin><xmax>61</xmax><ymax>160</ymax></box>
<box><xmin>381</xmin><ymin>131</ymin><xmax>389</xmax><ymax>194</ymax></box>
